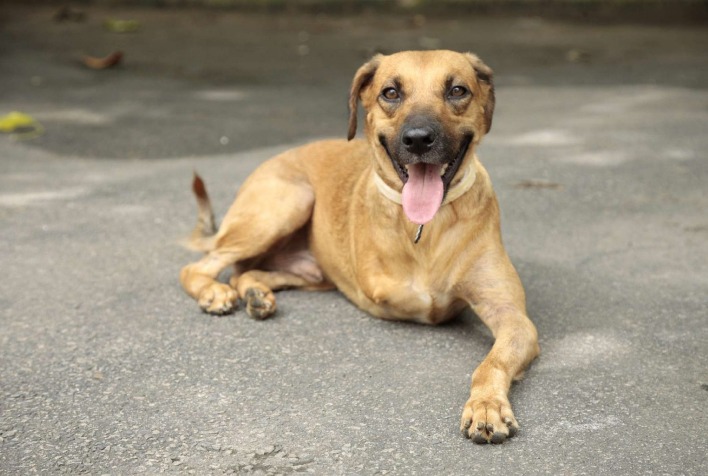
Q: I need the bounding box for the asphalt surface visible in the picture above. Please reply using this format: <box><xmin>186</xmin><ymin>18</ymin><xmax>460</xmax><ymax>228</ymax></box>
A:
<box><xmin>1</xmin><ymin>5</ymin><xmax>707</xmax><ymax>475</ymax></box>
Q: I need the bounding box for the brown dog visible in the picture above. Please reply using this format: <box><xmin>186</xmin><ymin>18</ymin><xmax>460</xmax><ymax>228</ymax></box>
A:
<box><xmin>180</xmin><ymin>50</ymin><xmax>540</xmax><ymax>444</ymax></box>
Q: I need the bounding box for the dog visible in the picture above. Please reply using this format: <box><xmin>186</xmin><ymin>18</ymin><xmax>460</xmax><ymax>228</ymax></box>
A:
<box><xmin>180</xmin><ymin>50</ymin><xmax>540</xmax><ymax>444</ymax></box>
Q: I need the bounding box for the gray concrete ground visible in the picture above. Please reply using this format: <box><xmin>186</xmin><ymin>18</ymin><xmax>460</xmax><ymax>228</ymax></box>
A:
<box><xmin>1</xmin><ymin>5</ymin><xmax>707</xmax><ymax>475</ymax></box>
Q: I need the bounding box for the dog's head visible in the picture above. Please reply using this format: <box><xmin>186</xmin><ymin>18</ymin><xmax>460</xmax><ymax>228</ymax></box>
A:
<box><xmin>347</xmin><ymin>50</ymin><xmax>495</xmax><ymax>225</ymax></box>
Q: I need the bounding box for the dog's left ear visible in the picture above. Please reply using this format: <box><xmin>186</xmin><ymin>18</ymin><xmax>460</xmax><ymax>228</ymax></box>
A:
<box><xmin>347</xmin><ymin>56</ymin><xmax>381</xmax><ymax>141</ymax></box>
<box><xmin>465</xmin><ymin>53</ymin><xmax>495</xmax><ymax>134</ymax></box>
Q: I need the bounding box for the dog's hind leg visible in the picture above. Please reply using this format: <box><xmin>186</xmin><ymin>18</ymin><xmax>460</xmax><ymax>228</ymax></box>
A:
<box><xmin>229</xmin><ymin>270</ymin><xmax>317</xmax><ymax>319</ymax></box>
<box><xmin>180</xmin><ymin>159</ymin><xmax>315</xmax><ymax>315</ymax></box>
<box><xmin>229</xmin><ymin>232</ymin><xmax>333</xmax><ymax>319</ymax></box>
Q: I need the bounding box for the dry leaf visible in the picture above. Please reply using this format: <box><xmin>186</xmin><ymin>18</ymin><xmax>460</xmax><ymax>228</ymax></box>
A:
<box><xmin>83</xmin><ymin>51</ymin><xmax>123</xmax><ymax>70</ymax></box>
<box><xmin>53</xmin><ymin>6</ymin><xmax>86</xmax><ymax>22</ymax></box>
<box><xmin>514</xmin><ymin>179</ymin><xmax>563</xmax><ymax>190</ymax></box>
<box><xmin>0</xmin><ymin>111</ymin><xmax>44</xmax><ymax>139</ymax></box>
<box><xmin>104</xmin><ymin>19</ymin><xmax>140</xmax><ymax>33</ymax></box>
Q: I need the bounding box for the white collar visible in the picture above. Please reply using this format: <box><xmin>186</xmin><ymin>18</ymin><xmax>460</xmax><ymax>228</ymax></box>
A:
<box><xmin>373</xmin><ymin>162</ymin><xmax>477</xmax><ymax>206</ymax></box>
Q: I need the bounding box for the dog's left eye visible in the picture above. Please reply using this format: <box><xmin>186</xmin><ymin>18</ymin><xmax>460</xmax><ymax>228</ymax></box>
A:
<box><xmin>448</xmin><ymin>86</ymin><xmax>469</xmax><ymax>98</ymax></box>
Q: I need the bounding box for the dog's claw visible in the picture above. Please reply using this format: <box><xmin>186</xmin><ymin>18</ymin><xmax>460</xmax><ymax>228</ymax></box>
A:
<box><xmin>504</xmin><ymin>416</ymin><xmax>518</xmax><ymax>437</ymax></box>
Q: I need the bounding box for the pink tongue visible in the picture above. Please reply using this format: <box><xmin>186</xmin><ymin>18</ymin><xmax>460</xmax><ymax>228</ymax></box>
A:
<box><xmin>402</xmin><ymin>163</ymin><xmax>444</xmax><ymax>225</ymax></box>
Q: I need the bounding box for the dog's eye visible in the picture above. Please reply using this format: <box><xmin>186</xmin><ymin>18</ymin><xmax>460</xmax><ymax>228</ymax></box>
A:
<box><xmin>448</xmin><ymin>86</ymin><xmax>469</xmax><ymax>98</ymax></box>
<box><xmin>381</xmin><ymin>88</ymin><xmax>400</xmax><ymax>101</ymax></box>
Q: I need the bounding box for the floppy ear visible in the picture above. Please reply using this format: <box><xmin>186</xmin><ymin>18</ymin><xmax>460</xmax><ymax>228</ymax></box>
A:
<box><xmin>347</xmin><ymin>56</ymin><xmax>381</xmax><ymax>141</ymax></box>
<box><xmin>465</xmin><ymin>53</ymin><xmax>495</xmax><ymax>134</ymax></box>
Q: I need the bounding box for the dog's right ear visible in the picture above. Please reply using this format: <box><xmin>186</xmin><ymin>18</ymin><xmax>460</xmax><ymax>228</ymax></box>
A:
<box><xmin>347</xmin><ymin>56</ymin><xmax>381</xmax><ymax>141</ymax></box>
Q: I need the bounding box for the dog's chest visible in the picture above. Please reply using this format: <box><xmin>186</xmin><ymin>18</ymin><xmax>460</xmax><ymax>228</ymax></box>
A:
<box><xmin>359</xmin><ymin>267</ymin><xmax>464</xmax><ymax>325</ymax></box>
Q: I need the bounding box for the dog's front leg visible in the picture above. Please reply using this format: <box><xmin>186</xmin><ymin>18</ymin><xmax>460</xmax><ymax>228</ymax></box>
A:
<box><xmin>459</xmin><ymin>251</ymin><xmax>540</xmax><ymax>444</ymax></box>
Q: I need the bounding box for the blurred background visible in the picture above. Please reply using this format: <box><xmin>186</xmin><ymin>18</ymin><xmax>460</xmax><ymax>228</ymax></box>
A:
<box><xmin>1</xmin><ymin>1</ymin><xmax>707</xmax><ymax>475</ymax></box>
<box><xmin>2</xmin><ymin>0</ymin><xmax>706</xmax><ymax>159</ymax></box>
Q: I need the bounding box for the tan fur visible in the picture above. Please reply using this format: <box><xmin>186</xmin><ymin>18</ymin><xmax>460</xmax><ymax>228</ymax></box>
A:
<box><xmin>180</xmin><ymin>50</ymin><xmax>539</xmax><ymax>444</ymax></box>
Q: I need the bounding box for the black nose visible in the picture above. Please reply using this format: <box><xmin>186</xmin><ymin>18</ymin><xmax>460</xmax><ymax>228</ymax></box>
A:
<box><xmin>402</xmin><ymin>126</ymin><xmax>436</xmax><ymax>155</ymax></box>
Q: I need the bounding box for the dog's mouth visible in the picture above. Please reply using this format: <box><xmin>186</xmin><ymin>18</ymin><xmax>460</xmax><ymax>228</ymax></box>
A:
<box><xmin>380</xmin><ymin>134</ymin><xmax>473</xmax><ymax>225</ymax></box>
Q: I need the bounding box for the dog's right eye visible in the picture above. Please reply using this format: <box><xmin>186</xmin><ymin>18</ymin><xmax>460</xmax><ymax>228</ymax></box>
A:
<box><xmin>381</xmin><ymin>88</ymin><xmax>400</xmax><ymax>101</ymax></box>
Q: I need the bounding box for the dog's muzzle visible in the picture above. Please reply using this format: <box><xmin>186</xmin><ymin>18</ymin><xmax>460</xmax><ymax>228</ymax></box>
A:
<box><xmin>379</xmin><ymin>128</ymin><xmax>473</xmax><ymax>225</ymax></box>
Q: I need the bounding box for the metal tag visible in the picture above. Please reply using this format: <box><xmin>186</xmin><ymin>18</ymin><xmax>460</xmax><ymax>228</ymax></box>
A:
<box><xmin>413</xmin><ymin>224</ymin><xmax>424</xmax><ymax>244</ymax></box>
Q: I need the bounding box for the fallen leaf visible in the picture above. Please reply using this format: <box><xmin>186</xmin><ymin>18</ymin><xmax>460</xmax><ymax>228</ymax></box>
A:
<box><xmin>0</xmin><ymin>111</ymin><xmax>44</xmax><ymax>139</ymax></box>
<box><xmin>83</xmin><ymin>51</ymin><xmax>123</xmax><ymax>70</ymax></box>
<box><xmin>104</xmin><ymin>19</ymin><xmax>140</xmax><ymax>33</ymax></box>
<box><xmin>566</xmin><ymin>49</ymin><xmax>592</xmax><ymax>63</ymax></box>
<box><xmin>53</xmin><ymin>6</ymin><xmax>86</xmax><ymax>22</ymax></box>
<box><xmin>514</xmin><ymin>179</ymin><xmax>563</xmax><ymax>190</ymax></box>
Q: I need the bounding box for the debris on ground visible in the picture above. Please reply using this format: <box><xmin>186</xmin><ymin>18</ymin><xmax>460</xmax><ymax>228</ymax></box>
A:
<box><xmin>513</xmin><ymin>179</ymin><xmax>564</xmax><ymax>190</ymax></box>
<box><xmin>0</xmin><ymin>111</ymin><xmax>44</xmax><ymax>139</ymax></box>
<box><xmin>104</xmin><ymin>19</ymin><xmax>140</xmax><ymax>33</ymax></box>
<box><xmin>566</xmin><ymin>48</ymin><xmax>592</xmax><ymax>63</ymax></box>
<box><xmin>53</xmin><ymin>6</ymin><xmax>86</xmax><ymax>22</ymax></box>
<box><xmin>83</xmin><ymin>51</ymin><xmax>124</xmax><ymax>70</ymax></box>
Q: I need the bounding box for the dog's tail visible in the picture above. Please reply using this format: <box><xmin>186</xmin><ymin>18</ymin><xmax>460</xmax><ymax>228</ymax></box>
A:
<box><xmin>184</xmin><ymin>172</ymin><xmax>218</xmax><ymax>252</ymax></box>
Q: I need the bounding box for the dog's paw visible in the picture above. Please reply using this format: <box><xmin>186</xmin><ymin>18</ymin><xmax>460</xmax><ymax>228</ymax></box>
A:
<box><xmin>460</xmin><ymin>394</ymin><xmax>519</xmax><ymax>444</ymax></box>
<box><xmin>244</xmin><ymin>287</ymin><xmax>276</xmax><ymax>320</ymax></box>
<box><xmin>198</xmin><ymin>282</ymin><xmax>238</xmax><ymax>315</ymax></box>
